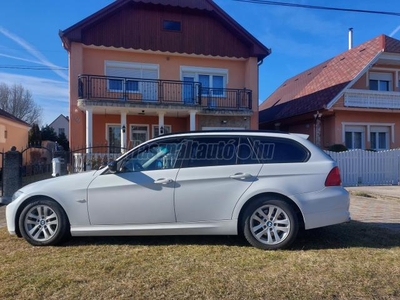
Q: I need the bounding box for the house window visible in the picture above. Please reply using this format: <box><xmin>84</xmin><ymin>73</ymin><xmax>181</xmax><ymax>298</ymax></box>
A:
<box><xmin>370</xmin><ymin>126</ymin><xmax>389</xmax><ymax>150</ymax></box>
<box><xmin>58</xmin><ymin>128</ymin><xmax>65</xmax><ymax>136</ymax></box>
<box><xmin>130</xmin><ymin>125</ymin><xmax>149</xmax><ymax>147</ymax></box>
<box><xmin>163</xmin><ymin>20</ymin><xmax>181</xmax><ymax>31</ymax></box>
<box><xmin>105</xmin><ymin>61</ymin><xmax>158</xmax><ymax>97</ymax></box>
<box><xmin>369</xmin><ymin>72</ymin><xmax>393</xmax><ymax>91</ymax></box>
<box><xmin>153</xmin><ymin>125</ymin><xmax>171</xmax><ymax>138</ymax></box>
<box><xmin>199</xmin><ymin>75</ymin><xmax>224</xmax><ymax>96</ymax></box>
<box><xmin>345</xmin><ymin>126</ymin><xmax>365</xmax><ymax>149</ymax></box>
<box><xmin>181</xmin><ymin>66</ymin><xmax>228</xmax><ymax>98</ymax></box>
<box><xmin>0</xmin><ymin>124</ymin><xmax>6</xmax><ymax>143</ymax></box>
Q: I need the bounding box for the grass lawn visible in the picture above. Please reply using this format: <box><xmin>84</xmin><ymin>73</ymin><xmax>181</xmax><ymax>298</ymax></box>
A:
<box><xmin>0</xmin><ymin>221</ymin><xmax>399</xmax><ymax>299</ymax></box>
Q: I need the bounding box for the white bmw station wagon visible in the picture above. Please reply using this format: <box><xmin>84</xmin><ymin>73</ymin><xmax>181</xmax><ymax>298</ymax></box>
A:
<box><xmin>6</xmin><ymin>131</ymin><xmax>350</xmax><ymax>250</ymax></box>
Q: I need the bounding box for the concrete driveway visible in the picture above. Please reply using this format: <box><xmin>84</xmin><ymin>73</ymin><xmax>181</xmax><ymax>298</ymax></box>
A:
<box><xmin>1</xmin><ymin>186</ymin><xmax>399</xmax><ymax>231</ymax></box>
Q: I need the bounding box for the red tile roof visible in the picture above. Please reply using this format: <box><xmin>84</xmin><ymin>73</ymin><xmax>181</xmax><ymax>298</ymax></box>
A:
<box><xmin>259</xmin><ymin>34</ymin><xmax>400</xmax><ymax>124</ymax></box>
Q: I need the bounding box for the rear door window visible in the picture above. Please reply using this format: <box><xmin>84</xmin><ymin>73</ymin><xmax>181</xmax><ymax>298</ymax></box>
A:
<box><xmin>250</xmin><ymin>137</ymin><xmax>310</xmax><ymax>163</ymax></box>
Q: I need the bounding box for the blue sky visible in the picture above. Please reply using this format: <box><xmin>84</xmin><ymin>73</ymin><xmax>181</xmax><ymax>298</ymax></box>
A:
<box><xmin>1</xmin><ymin>0</ymin><xmax>400</xmax><ymax>125</ymax></box>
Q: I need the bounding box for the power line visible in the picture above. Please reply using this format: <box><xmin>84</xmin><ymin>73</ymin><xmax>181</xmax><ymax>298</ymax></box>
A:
<box><xmin>0</xmin><ymin>65</ymin><xmax>68</xmax><ymax>70</ymax></box>
<box><xmin>234</xmin><ymin>0</ymin><xmax>400</xmax><ymax>17</ymax></box>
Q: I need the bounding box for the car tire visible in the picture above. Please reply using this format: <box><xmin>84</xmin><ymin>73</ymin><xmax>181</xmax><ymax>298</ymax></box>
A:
<box><xmin>243</xmin><ymin>198</ymin><xmax>298</xmax><ymax>250</ymax></box>
<box><xmin>19</xmin><ymin>199</ymin><xmax>70</xmax><ymax>246</ymax></box>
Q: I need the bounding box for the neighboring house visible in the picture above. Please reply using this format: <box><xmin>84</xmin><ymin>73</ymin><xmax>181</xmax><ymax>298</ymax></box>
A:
<box><xmin>259</xmin><ymin>34</ymin><xmax>400</xmax><ymax>151</ymax></box>
<box><xmin>49</xmin><ymin>114</ymin><xmax>69</xmax><ymax>139</ymax></box>
<box><xmin>0</xmin><ymin>109</ymin><xmax>30</xmax><ymax>165</ymax></box>
<box><xmin>59</xmin><ymin>0</ymin><xmax>270</xmax><ymax>152</ymax></box>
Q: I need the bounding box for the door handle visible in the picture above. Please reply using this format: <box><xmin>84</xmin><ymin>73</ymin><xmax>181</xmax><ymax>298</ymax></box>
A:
<box><xmin>229</xmin><ymin>173</ymin><xmax>253</xmax><ymax>179</ymax></box>
<box><xmin>154</xmin><ymin>178</ymin><xmax>173</xmax><ymax>184</ymax></box>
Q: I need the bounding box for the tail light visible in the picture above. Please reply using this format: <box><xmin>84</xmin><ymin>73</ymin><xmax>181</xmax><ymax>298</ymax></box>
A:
<box><xmin>325</xmin><ymin>166</ymin><xmax>342</xmax><ymax>186</ymax></box>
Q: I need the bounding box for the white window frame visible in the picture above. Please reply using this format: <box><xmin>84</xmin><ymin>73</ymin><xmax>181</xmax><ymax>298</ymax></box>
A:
<box><xmin>180</xmin><ymin>66</ymin><xmax>228</xmax><ymax>97</ymax></box>
<box><xmin>105</xmin><ymin>61</ymin><xmax>159</xmax><ymax>93</ymax></box>
<box><xmin>130</xmin><ymin>124</ymin><xmax>149</xmax><ymax>145</ymax></box>
<box><xmin>370</xmin><ymin>126</ymin><xmax>390</xmax><ymax>150</ymax></box>
<box><xmin>344</xmin><ymin>125</ymin><xmax>365</xmax><ymax>149</ymax></box>
<box><xmin>342</xmin><ymin>122</ymin><xmax>395</xmax><ymax>149</ymax></box>
<box><xmin>105</xmin><ymin>123</ymin><xmax>121</xmax><ymax>141</ymax></box>
<box><xmin>152</xmin><ymin>125</ymin><xmax>171</xmax><ymax>138</ymax></box>
<box><xmin>369</xmin><ymin>72</ymin><xmax>393</xmax><ymax>91</ymax></box>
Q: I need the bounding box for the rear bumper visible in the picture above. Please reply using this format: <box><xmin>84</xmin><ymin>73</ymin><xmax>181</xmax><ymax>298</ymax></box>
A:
<box><xmin>296</xmin><ymin>187</ymin><xmax>351</xmax><ymax>230</ymax></box>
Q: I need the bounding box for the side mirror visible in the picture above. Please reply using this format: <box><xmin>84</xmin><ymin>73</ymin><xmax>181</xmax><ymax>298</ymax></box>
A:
<box><xmin>108</xmin><ymin>161</ymin><xmax>118</xmax><ymax>173</ymax></box>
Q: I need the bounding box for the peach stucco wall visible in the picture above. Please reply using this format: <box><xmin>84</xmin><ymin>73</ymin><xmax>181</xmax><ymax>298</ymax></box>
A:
<box><xmin>69</xmin><ymin>44</ymin><xmax>260</xmax><ymax>148</ymax></box>
<box><xmin>0</xmin><ymin>117</ymin><xmax>29</xmax><ymax>167</ymax></box>
<box><xmin>326</xmin><ymin>110</ymin><xmax>400</xmax><ymax>149</ymax></box>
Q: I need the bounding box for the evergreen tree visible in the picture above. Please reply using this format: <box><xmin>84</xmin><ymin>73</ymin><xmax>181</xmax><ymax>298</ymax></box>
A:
<box><xmin>41</xmin><ymin>125</ymin><xmax>57</xmax><ymax>141</ymax></box>
<box><xmin>28</xmin><ymin>123</ymin><xmax>42</xmax><ymax>146</ymax></box>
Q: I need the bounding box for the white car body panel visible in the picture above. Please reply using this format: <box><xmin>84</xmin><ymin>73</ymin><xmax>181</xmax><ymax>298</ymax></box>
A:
<box><xmin>174</xmin><ymin>164</ymin><xmax>262</xmax><ymax>222</ymax></box>
<box><xmin>5</xmin><ymin>131</ymin><xmax>351</xmax><ymax>243</ymax></box>
<box><xmin>87</xmin><ymin>169</ymin><xmax>178</xmax><ymax>225</ymax></box>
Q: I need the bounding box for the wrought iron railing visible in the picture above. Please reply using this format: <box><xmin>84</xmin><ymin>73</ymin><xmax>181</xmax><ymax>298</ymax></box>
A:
<box><xmin>78</xmin><ymin>74</ymin><xmax>252</xmax><ymax>109</ymax></box>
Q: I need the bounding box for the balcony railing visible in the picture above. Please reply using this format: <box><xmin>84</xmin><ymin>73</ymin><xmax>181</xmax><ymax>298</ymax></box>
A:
<box><xmin>344</xmin><ymin>89</ymin><xmax>400</xmax><ymax>109</ymax></box>
<box><xmin>78</xmin><ymin>74</ymin><xmax>252</xmax><ymax>109</ymax></box>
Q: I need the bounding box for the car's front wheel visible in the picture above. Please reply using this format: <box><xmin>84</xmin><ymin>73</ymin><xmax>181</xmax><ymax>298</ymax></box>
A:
<box><xmin>19</xmin><ymin>199</ymin><xmax>70</xmax><ymax>246</ymax></box>
<box><xmin>243</xmin><ymin>198</ymin><xmax>298</xmax><ymax>250</ymax></box>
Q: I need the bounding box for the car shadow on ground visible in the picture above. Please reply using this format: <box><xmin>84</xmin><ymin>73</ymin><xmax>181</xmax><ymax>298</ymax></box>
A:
<box><xmin>64</xmin><ymin>220</ymin><xmax>400</xmax><ymax>250</ymax></box>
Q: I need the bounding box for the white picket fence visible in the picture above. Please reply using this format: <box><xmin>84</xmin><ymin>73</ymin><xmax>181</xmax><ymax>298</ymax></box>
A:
<box><xmin>325</xmin><ymin>149</ymin><xmax>400</xmax><ymax>187</ymax></box>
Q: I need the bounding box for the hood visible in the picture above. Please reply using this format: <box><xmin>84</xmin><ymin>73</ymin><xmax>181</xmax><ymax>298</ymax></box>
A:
<box><xmin>20</xmin><ymin>170</ymin><xmax>99</xmax><ymax>195</ymax></box>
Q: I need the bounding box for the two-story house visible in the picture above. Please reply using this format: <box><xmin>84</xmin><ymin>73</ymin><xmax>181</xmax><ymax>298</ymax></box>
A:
<box><xmin>49</xmin><ymin>114</ymin><xmax>69</xmax><ymax>140</ymax></box>
<box><xmin>60</xmin><ymin>0</ymin><xmax>270</xmax><ymax>152</ymax></box>
<box><xmin>259</xmin><ymin>34</ymin><xmax>400</xmax><ymax>150</ymax></box>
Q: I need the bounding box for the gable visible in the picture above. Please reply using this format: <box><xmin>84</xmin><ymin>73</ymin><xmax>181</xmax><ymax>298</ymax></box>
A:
<box><xmin>60</xmin><ymin>0</ymin><xmax>270</xmax><ymax>60</ymax></box>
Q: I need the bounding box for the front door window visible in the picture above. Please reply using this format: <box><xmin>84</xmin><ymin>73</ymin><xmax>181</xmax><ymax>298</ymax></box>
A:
<box><xmin>108</xmin><ymin>125</ymin><xmax>121</xmax><ymax>153</ymax></box>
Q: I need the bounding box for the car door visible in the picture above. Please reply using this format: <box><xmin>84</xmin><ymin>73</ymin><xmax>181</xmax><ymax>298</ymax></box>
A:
<box><xmin>87</xmin><ymin>138</ymin><xmax>185</xmax><ymax>225</ymax></box>
<box><xmin>174</xmin><ymin>136</ymin><xmax>262</xmax><ymax>222</ymax></box>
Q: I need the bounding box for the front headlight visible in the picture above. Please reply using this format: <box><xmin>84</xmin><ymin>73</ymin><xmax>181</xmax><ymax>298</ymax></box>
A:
<box><xmin>11</xmin><ymin>190</ymin><xmax>24</xmax><ymax>202</ymax></box>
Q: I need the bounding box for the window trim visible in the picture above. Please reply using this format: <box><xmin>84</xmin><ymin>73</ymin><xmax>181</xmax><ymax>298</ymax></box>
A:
<box><xmin>180</xmin><ymin>66</ymin><xmax>228</xmax><ymax>98</ymax></box>
<box><xmin>342</xmin><ymin>122</ymin><xmax>395</xmax><ymax>147</ymax></box>
<box><xmin>130</xmin><ymin>124</ymin><xmax>149</xmax><ymax>143</ymax></box>
<box><xmin>152</xmin><ymin>125</ymin><xmax>172</xmax><ymax>138</ymax></box>
<box><xmin>369</xmin><ymin>72</ymin><xmax>393</xmax><ymax>91</ymax></box>
<box><xmin>105</xmin><ymin>61</ymin><xmax>159</xmax><ymax>93</ymax></box>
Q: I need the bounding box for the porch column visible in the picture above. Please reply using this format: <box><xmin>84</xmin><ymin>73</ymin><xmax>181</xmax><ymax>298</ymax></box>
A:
<box><xmin>158</xmin><ymin>112</ymin><xmax>165</xmax><ymax>135</ymax></box>
<box><xmin>189</xmin><ymin>110</ymin><xmax>196</xmax><ymax>131</ymax></box>
<box><xmin>121</xmin><ymin>111</ymin><xmax>127</xmax><ymax>153</ymax></box>
<box><xmin>86</xmin><ymin>108</ymin><xmax>93</xmax><ymax>153</ymax></box>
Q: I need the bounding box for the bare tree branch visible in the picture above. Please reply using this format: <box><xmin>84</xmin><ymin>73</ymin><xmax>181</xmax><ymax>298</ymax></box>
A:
<box><xmin>0</xmin><ymin>82</ymin><xmax>42</xmax><ymax>125</ymax></box>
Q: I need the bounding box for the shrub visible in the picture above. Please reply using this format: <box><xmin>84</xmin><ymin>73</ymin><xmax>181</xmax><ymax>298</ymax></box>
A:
<box><xmin>328</xmin><ymin>144</ymin><xmax>348</xmax><ymax>152</ymax></box>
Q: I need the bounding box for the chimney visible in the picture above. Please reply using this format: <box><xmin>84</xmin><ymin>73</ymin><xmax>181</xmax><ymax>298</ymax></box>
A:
<box><xmin>348</xmin><ymin>28</ymin><xmax>353</xmax><ymax>50</ymax></box>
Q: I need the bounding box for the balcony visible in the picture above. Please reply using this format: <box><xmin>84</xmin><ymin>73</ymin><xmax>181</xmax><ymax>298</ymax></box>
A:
<box><xmin>344</xmin><ymin>89</ymin><xmax>400</xmax><ymax>109</ymax></box>
<box><xmin>78</xmin><ymin>74</ymin><xmax>252</xmax><ymax>110</ymax></box>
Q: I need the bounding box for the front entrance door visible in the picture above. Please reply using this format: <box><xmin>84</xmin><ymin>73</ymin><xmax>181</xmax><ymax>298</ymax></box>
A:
<box><xmin>108</xmin><ymin>125</ymin><xmax>121</xmax><ymax>153</ymax></box>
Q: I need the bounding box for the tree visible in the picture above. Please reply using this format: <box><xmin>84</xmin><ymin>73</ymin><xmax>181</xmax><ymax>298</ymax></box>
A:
<box><xmin>28</xmin><ymin>123</ymin><xmax>42</xmax><ymax>146</ymax></box>
<box><xmin>56</xmin><ymin>132</ymin><xmax>69</xmax><ymax>151</ymax></box>
<box><xmin>0</xmin><ymin>82</ymin><xmax>42</xmax><ymax>125</ymax></box>
<box><xmin>41</xmin><ymin>125</ymin><xmax>57</xmax><ymax>141</ymax></box>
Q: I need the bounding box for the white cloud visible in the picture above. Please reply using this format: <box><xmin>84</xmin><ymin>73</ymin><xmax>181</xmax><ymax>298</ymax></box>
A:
<box><xmin>0</xmin><ymin>26</ymin><xmax>68</xmax><ymax>81</ymax></box>
<box><xmin>0</xmin><ymin>72</ymin><xmax>68</xmax><ymax>101</ymax></box>
<box><xmin>0</xmin><ymin>72</ymin><xmax>69</xmax><ymax>125</ymax></box>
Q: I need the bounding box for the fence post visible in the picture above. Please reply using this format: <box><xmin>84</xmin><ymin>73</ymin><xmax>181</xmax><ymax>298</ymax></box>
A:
<box><xmin>0</xmin><ymin>146</ymin><xmax>22</xmax><ymax>205</ymax></box>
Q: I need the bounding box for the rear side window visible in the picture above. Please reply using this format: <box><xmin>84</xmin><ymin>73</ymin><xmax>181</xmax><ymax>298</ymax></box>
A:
<box><xmin>183</xmin><ymin>137</ymin><xmax>239</xmax><ymax>168</ymax></box>
<box><xmin>250</xmin><ymin>137</ymin><xmax>310</xmax><ymax>163</ymax></box>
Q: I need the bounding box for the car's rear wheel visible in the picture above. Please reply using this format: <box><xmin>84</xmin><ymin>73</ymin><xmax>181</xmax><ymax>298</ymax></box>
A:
<box><xmin>19</xmin><ymin>199</ymin><xmax>70</xmax><ymax>246</ymax></box>
<box><xmin>243</xmin><ymin>198</ymin><xmax>298</xmax><ymax>250</ymax></box>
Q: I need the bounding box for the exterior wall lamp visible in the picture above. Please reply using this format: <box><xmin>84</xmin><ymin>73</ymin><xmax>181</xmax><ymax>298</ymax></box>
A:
<box><xmin>122</xmin><ymin>125</ymin><xmax>126</xmax><ymax>133</ymax></box>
